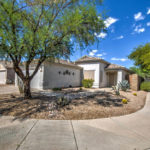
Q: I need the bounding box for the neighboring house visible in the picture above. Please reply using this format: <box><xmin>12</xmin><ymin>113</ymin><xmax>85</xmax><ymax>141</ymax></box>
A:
<box><xmin>75</xmin><ymin>56</ymin><xmax>131</xmax><ymax>88</ymax></box>
<box><xmin>0</xmin><ymin>61</ymin><xmax>15</xmax><ymax>84</ymax></box>
<box><xmin>15</xmin><ymin>60</ymin><xmax>83</xmax><ymax>90</ymax></box>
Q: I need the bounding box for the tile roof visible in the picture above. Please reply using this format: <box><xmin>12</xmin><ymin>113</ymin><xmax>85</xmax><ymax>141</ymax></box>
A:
<box><xmin>105</xmin><ymin>64</ymin><xmax>131</xmax><ymax>72</ymax></box>
<box><xmin>75</xmin><ymin>55</ymin><xmax>110</xmax><ymax>64</ymax></box>
<box><xmin>75</xmin><ymin>56</ymin><xmax>131</xmax><ymax>72</ymax></box>
<box><xmin>21</xmin><ymin>59</ymin><xmax>82</xmax><ymax>69</ymax></box>
<box><xmin>50</xmin><ymin>59</ymin><xmax>82</xmax><ymax>69</ymax></box>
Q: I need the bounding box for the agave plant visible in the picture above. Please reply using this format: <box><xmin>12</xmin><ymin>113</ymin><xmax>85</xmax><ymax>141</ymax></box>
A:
<box><xmin>112</xmin><ymin>85</ymin><xmax>120</xmax><ymax>95</ymax></box>
<box><xmin>118</xmin><ymin>80</ymin><xmax>130</xmax><ymax>91</ymax></box>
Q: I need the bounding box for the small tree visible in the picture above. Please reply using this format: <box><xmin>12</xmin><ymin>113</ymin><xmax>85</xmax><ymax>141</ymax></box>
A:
<box><xmin>128</xmin><ymin>43</ymin><xmax>150</xmax><ymax>79</ymax></box>
<box><xmin>0</xmin><ymin>0</ymin><xmax>106</xmax><ymax>98</ymax></box>
<box><xmin>130</xmin><ymin>67</ymin><xmax>150</xmax><ymax>79</ymax></box>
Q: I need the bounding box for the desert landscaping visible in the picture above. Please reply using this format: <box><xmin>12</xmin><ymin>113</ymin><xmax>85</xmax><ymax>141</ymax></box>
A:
<box><xmin>0</xmin><ymin>86</ymin><xmax>147</xmax><ymax>120</ymax></box>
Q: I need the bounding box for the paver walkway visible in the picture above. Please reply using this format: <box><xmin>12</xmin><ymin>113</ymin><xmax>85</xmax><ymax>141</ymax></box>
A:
<box><xmin>0</xmin><ymin>93</ymin><xmax>150</xmax><ymax>150</ymax></box>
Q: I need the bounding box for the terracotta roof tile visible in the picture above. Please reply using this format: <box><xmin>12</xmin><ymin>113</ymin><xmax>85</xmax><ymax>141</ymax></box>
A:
<box><xmin>75</xmin><ymin>55</ymin><xmax>110</xmax><ymax>64</ymax></box>
<box><xmin>105</xmin><ymin>64</ymin><xmax>131</xmax><ymax>72</ymax></box>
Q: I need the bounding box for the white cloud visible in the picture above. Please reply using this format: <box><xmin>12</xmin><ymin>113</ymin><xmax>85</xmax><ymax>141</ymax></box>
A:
<box><xmin>89</xmin><ymin>49</ymin><xmax>98</xmax><ymax>56</ymax></box>
<box><xmin>111</xmin><ymin>57</ymin><xmax>128</xmax><ymax>62</ymax></box>
<box><xmin>95</xmin><ymin>17</ymin><xmax>118</xmax><ymax>38</ymax></box>
<box><xmin>134</xmin><ymin>25</ymin><xmax>145</xmax><ymax>33</ymax></box>
<box><xmin>104</xmin><ymin>17</ymin><xmax>118</xmax><ymax>28</ymax></box>
<box><xmin>147</xmin><ymin>22</ymin><xmax>150</xmax><ymax>26</ymax></box>
<box><xmin>96</xmin><ymin>52</ymin><xmax>107</xmax><ymax>57</ymax></box>
<box><xmin>134</xmin><ymin>12</ymin><xmax>145</xmax><ymax>21</ymax></box>
<box><xmin>97</xmin><ymin>54</ymin><xmax>103</xmax><ymax>57</ymax></box>
<box><xmin>95</xmin><ymin>32</ymin><xmax>107</xmax><ymax>38</ymax></box>
<box><xmin>89</xmin><ymin>52</ymin><xmax>95</xmax><ymax>56</ymax></box>
<box><xmin>89</xmin><ymin>50</ymin><xmax>107</xmax><ymax>57</ymax></box>
<box><xmin>116</xmin><ymin>35</ymin><xmax>124</xmax><ymax>40</ymax></box>
<box><xmin>147</xmin><ymin>8</ymin><xmax>150</xmax><ymax>15</ymax></box>
<box><xmin>92</xmin><ymin>50</ymin><xmax>98</xmax><ymax>53</ymax></box>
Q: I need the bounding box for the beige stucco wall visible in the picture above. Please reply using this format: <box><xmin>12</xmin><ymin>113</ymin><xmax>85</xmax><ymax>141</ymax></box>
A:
<box><xmin>122</xmin><ymin>70</ymin><xmax>129</xmax><ymax>81</ymax></box>
<box><xmin>43</xmin><ymin>63</ymin><xmax>82</xmax><ymax>89</ymax></box>
<box><xmin>99</xmin><ymin>63</ymin><xmax>108</xmax><ymax>87</ymax></box>
<box><xmin>15</xmin><ymin>66</ymin><xmax>44</xmax><ymax>90</ymax></box>
<box><xmin>0</xmin><ymin>64</ymin><xmax>7</xmax><ymax>84</ymax></box>
<box><xmin>77</xmin><ymin>62</ymin><xmax>109</xmax><ymax>88</ymax></box>
<box><xmin>30</xmin><ymin>66</ymin><xmax>44</xmax><ymax>90</ymax></box>
<box><xmin>117</xmin><ymin>70</ymin><xmax>130</xmax><ymax>84</ymax></box>
<box><xmin>117</xmin><ymin>70</ymin><xmax>123</xmax><ymax>83</ymax></box>
<box><xmin>77</xmin><ymin>62</ymin><xmax>100</xmax><ymax>88</ymax></box>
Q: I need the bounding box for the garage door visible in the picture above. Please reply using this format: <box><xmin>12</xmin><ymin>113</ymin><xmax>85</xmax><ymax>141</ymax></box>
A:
<box><xmin>84</xmin><ymin>70</ymin><xmax>95</xmax><ymax>80</ymax></box>
<box><xmin>0</xmin><ymin>70</ymin><xmax>6</xmax><ymax>84</ymax></box>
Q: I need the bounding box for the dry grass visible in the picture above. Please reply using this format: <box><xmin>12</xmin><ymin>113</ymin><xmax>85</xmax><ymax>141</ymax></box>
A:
<box><xmin>0</xmin><ymin>90</ymin><xmax>147</xmax><ymax>120</ymax></box>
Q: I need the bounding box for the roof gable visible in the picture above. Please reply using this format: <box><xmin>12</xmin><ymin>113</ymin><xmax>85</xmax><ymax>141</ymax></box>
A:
<box><xmin>75</xmin><ymin>55</ymin><xmax>110</xmax><ymax>64</ymax></box>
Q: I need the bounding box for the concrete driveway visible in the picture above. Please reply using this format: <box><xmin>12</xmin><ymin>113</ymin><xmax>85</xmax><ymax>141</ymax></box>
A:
<box><xmin>0</xmin><ymin>93</ymin><xmax>150</xmax><ymax>150</ymax></box>
<box><xmin>0</xmin><ymin>85</ymin><xmax>19</xmax><ymax>95</ymax></box>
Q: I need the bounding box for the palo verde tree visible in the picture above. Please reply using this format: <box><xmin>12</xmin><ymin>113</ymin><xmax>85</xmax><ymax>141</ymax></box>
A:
<box><xmin>0</xmin><ymin>0</ymin><xmax>106</xmax><ymax>98</ymax></box>
<box><xmin>128</xmin><ymin>43</ymin><xmax>150</xmax><ymax>79</ymax></box>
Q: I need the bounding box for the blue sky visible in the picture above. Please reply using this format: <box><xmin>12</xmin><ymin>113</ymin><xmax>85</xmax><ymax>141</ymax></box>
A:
<box><xmin>70</xmin><ymin>0</ymin><xmax>150</xmax><ymax>68</ymax></box>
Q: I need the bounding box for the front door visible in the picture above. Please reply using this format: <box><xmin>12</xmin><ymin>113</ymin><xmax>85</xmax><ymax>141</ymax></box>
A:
<box><xmin>109</xmin><ymin>72</ymin><xmax>117</xmax><ymax>87</ymax></box>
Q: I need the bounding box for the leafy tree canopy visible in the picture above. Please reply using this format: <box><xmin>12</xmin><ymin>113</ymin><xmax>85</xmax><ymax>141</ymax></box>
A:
<box><xmin>128</xmin><ymin>43</ymin><xmax>150</xmax><ymax>75</ymax></box>
<box><xmin>0</xmin><ymin>0</ymin><xmax>106</xmax><ymax>98</ymax></box>
<box><xmin>130</xmin><ymin>66</ymin><xmax>150</xmax><ymax>79</ymax></box>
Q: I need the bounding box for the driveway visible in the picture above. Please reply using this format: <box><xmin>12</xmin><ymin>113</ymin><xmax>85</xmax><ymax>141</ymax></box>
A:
<box><xmin>0</xmin><ymin>93</ymin><xmax>150</xmax><ymax>150</ymax></box>
<box><xmin>0</xmin><ymin>85</ymin><xmax>19</xmax><ymax>95</ymax></box>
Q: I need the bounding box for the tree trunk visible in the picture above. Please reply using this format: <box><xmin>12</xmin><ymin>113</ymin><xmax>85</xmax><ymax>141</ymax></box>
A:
<box><xmin>23</xmin><ymin>79</ymin><xmax>32</xmax><ymax>99</ymax></box>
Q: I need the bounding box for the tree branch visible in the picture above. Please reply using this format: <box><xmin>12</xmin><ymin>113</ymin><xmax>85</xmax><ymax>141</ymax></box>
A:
<box><xmin>30</xmin><ymin>56</ymin><xmax>46</xmax><ymax>80</ymax></box>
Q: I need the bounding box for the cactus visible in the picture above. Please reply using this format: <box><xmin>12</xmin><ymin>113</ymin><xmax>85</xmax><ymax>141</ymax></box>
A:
<box><xmin>118</xmin><ymin>80</ymin><xmax>130</xmax><ymax>92</ymax></box>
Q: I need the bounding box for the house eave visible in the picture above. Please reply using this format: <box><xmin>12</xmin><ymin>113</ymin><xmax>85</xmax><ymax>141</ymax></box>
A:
<box><xmin>75</xmin><ymin>59</ymin><xmax>110</xmax><ymax>65</ymax></box>
<box><xmin>105</xmin><ymin>68</ymin><xmax>132</xmax><ymax>73</ymax></box>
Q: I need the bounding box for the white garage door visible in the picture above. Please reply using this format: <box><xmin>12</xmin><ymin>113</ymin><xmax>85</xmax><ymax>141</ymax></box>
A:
<box><xmin>0</xmin><ymin>70</ymin><xmax>6</xmax><ymax>84</ymax></box>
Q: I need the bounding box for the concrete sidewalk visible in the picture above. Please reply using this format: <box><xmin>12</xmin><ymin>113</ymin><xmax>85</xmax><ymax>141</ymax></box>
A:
<box><xmin>0</xmin><ymin>93</ymin><xmax>150</xmax><ymax>150</ymax></box>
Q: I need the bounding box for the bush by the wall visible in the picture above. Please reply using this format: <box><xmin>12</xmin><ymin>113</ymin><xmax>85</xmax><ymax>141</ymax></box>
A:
<box><xmin>140</xmin><ymin>82</ymin><xmax>150</xmax><ymax>91</ymax></box>
<box><xmin>82</xmin><ymin>79</ymin><xmax>94</xmax><ymax>88</ymax></box>
<box><xmin>52</xmin><ymin>88</ymin><xmax>62</xmax><ymax>91</ymax></box>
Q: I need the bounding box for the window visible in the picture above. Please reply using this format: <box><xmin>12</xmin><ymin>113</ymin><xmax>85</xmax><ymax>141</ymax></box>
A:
<box><xmin>84</xmin><ymin>70</ymin><xmax>95</xmax><ymax>80</ymax></box>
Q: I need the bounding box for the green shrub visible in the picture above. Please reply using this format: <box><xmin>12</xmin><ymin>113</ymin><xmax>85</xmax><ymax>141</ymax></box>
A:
<box><xmin>118</xmin><ymin>80</ymin><xmax>130</xmax><ymax>91</ymax></box>
<box><xmin>56</xmin><ymin>97</ymin><xmax>70</xmax><ymax>108</ymax></box>
<box><xmin>52</xmin><ymin>88</ymin><xmax>62</xmax><ymax>91</ymax></box>
<box><xmin>140</xmin><ymin>82</ymin><xmax>150</xmax><ymax>91</ymax></box>
<box><xmin>79</xmin><ymin>87</ymin><xmax>83</xmax><ymax>91</ymax></box>
<box><xmin>82</xmin><ymin>79</ymin><xmax>94</xmax><ymax>88</ymax></box>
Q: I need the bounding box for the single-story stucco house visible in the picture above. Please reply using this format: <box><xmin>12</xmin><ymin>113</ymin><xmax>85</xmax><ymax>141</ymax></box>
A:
<box><xmin>0</xmin><ymin>61</ymin><xmax>15</xmax><ymax>84</ymax></box>
<box><xmin>15</xmin><ymin>56</ymin><xmax>132</xmax><ymax>90</ymax></box>
<box><xmin>15</xmin><ymin>60</ymin><xmax>83</xmax><ymax>90</ymax></box>
<box><xmin>75</xmin><ymin>56</ymin><xmax>132</xmax><ymax>88</ymax></box>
